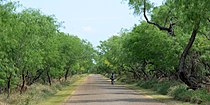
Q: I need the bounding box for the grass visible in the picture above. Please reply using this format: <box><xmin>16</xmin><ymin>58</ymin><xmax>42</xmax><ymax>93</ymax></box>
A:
<box><xmin>126</xmin><ymin>83</ymin><xmax>196</xmax><ymax>105</ymax></box>
<box><xmin>0</xmin><ymin>74</ymin><xmax>88</xmax><ymax>105</ymax></box>
<box><xmin>116</xmin><ymin>78</ymin><xmax>210</xmax><ymax>105</ymax></box>
<box><xmin>168</xmin><ymin>85</ymin><xmax>210</xmax><ymax>105</ymax></box>
<box><xmin>38</xmin><ymin>74</ymin><xmax>87</xmax><ymax>105</ymax></box>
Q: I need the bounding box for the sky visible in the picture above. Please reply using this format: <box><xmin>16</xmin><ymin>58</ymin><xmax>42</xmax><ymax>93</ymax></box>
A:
<box><xmin>12</xmin><ymin>0</ymin><xmax>163</xmax><ymax>47</ymax></box>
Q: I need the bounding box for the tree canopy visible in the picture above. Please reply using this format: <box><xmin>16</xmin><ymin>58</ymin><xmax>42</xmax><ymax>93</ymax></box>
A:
<box><xmin>0</xmin><ymin>1</ymin><xmax>96</xmax><ymax>97</ymax></box>
<box><xmin>96</xmin><ymin>0</ymin><xmax>210</xmax><ymax>90</ymax></box>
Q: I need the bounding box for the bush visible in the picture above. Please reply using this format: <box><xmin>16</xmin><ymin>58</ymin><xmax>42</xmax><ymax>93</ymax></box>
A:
<box><xmin>153</xmin><ymin>81</ymin><xmax>173</xmax><ymax>95</ymax></box>
<box><xmin>190</xmin><ymin>88</ymin><xmax>210</xmax><ymax>104</ymax></box>
<box><xmin>168</xmin><ymin>85</ymin><xmax>191</xmax><ymax>101</ymax></box>
<box><xmin>168</xmin><ymin>84</ymin><xmax>210</xmax><ymax>104</ymax></box>
<box><xmin>136</xmin><ymin>80</ymin><xmax>178</xmax><ymax>95</ymax></box>
<box><xmin>118</xmin><ymin>76</ymin><xmax>136</xmax><ymax>84</ymax></box>
<box><xmin>136</xmin><ymin>80</ymin><xmax>158</xmax><ymax>89</ymax></box>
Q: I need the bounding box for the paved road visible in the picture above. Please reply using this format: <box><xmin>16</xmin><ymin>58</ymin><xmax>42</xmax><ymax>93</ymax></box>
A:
<box><xmin>63</xmin><ymin>74</ymin><xmax>165</xmax><ymax>105</ymax></box>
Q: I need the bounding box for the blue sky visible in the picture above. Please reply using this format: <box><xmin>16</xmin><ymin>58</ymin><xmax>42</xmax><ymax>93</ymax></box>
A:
<box><xmin>12</xmin><ymin>0</ymin><xmax>163</xmax><ymax>47</ymax></box>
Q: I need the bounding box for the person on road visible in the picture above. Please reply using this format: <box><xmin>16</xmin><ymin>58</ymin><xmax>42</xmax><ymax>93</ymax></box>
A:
<box><xmin>110</xmin><ymin>72</ymin><xmax>115</xmax><ymax>85</ymax></box>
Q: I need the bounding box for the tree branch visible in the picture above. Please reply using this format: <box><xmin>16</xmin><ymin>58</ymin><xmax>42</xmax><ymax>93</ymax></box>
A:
<box><xmin>143</xmin><ymin>1</ymin><xmax>175</xmax><ymax>36</ymax></box>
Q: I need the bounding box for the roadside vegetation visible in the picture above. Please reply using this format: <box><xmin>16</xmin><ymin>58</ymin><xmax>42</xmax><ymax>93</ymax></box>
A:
<box><xmin>0</xmin><ymin>74</ymin><xmax>87</xmax><ymax>105</ymax></box>
<box><xmin>0</xmin><ymin>0</ymin><xmax>95</xmax><ymax>104</ymax></box>
<box><xmin>96</xmin><ymin>0</ymin><xmax>210</xmax><ymax>104</ymax></box>
<box><xmin>119</xmin><ymin>78</ymin><xmax>210</xmax><ymax>105</ymax></box>
<box><xmin>0</xmin><ymin>0</ymin><xmax>209</xmax><ymax>105</ymax></box>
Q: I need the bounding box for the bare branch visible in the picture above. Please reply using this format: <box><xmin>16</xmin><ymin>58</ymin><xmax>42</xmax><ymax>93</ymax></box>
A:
<box><xmin>143</xmin><ymin>1</ymin><xmax>175</xmax><ymax>36</ymax></box>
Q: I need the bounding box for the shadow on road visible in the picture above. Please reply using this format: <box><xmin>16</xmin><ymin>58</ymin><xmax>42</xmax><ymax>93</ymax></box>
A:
<box><xmin>66</xmin><ymin>98</ymin><xmax>159</xmax><ymax>103</ymax></box>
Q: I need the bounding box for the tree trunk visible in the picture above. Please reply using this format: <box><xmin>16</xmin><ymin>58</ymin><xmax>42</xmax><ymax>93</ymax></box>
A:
<box><xmin>141</xmin><ymin>60</ymin><xmax>149</xmax><ymax>80</ymax></box>
<box><xmin>129</xmin><ymin>65</ymin><xmax>141</xmax><ymax>79</ymax></box>
<box><xmin>7</xmin><ymin>74</ymin><xmax>12</xmax><ymax>98</ymax></box>
<box><xmin>190</xmin><ymin>54</ymin><xmax>197</xmax><ymax>76</ymax></box>
<box><xmin>47</xmin><ymin>71</ymin><xmax>51</xmax><ymax>86</ymax></box>
<box><xmin>64</xmin><ymin>67</ymin><xmax>70</xmax><ymax>81</ymax></box>
<box><xmin>0</xmin><ymin>86</ymin><xmax>2</xmax><ymax>94</ymax></box>
<box><xmin>178</xmin><ymin>23</ymin><xmax>200</xmax><ymax>90</ymax></box>
<box><xmin>20</xmin><ymin>72</ymin><xmax>25</xmax><ymax>94</ymax></box>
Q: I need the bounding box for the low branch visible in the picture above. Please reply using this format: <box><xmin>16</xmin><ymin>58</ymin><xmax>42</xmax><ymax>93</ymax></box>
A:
<box><xmin>28</xmin><ymin>69</ymin><xmax>44</xmax><ymax>85</ymax></box>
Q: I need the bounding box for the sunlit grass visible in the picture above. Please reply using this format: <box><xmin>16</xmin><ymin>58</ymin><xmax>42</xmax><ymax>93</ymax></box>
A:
<box><xmin>0</xmin><ymin>74</ymin><xmax>88</xmax><ymax>105</ymax></box>
<box><xmin>37</xmin><ymin>74</ymin><xmax>87</xmax><ymax>105</ymax></box>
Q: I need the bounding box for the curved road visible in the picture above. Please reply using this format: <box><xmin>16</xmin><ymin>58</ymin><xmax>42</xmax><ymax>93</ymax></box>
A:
<box><xmin>63</xmin><ymin>74</ymin><xmax>165</xmax><ymax>105</ymax></box>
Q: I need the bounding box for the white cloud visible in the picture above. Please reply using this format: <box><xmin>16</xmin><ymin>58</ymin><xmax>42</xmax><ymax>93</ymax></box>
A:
<box><xmin>83</xmin><ymin>26</ymin><xmax>94</xmax><ymax>33</ymax></box>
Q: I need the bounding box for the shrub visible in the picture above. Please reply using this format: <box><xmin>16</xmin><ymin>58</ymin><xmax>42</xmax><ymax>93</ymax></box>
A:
<box><xmin>153</xmin><ymin>81</ymin><xmax>172</xmax><ymax>95</ymax></box>
<box><xmin>190</xmin><ymin>88</ymin><xmax>210</xmax><ymax>104</ymax></box>
<box><xmin>137</xmin><ymin>80</ymin><xmax>158</xmax><ymax>89</ymax></box>
<box><xmin>117</xmin><ymin>74</ymin><xmax>136</xmax><ymax>84</ymax></box>
<box><xmin>168</xmin><ymin>84</ymin><xmax>210</xmax><ymax>104</ymax></box>
<box><xmin>136</xmin><ymin>79</ymin><xmax>210</xmax><ymax>104</ymax></box>
<box><xmin>168</xmin><ymin>85</ymin><xmax>192</xmax><ymax>101</ymax></box>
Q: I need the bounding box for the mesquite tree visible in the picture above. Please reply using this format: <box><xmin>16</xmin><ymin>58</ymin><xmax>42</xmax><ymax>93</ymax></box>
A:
<box><xmin>0</xmin><ymin>1</ymin><xmax>95</xmax><ymax>97</ymax></box>
<box><xmin>124</xmin><ymin>0</ymin><xmax>210</xmax><ymax>90</ymax></box>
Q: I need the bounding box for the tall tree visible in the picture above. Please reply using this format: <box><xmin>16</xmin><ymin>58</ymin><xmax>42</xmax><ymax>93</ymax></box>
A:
<box><xmin>125</xmin><ymin>0</ymin><xmax>210</xmax><ymax>89</ymax></box>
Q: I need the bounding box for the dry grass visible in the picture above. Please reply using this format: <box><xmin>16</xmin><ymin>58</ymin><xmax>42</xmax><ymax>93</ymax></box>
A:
<box><xmin>0</xmin><ymin>74</ymin><xmax>88</xmax><ymax>105</ymax></box>
<box><xmin>38</xmin><ymin>75</ymin><xmax>87</xmax><ymax>105</ymax></box>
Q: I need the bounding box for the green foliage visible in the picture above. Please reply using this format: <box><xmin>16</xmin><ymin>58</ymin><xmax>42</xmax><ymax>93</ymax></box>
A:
<box><xmin>0</xmin><ymin>0</ymin><xmax>95</xmax><ymax>98</ymax></box>
<box><xmin>136</xmin><ymin>80</ymin><xmax>157</xmax><ymax>88</ymax></box>
<box><xmin>168</xmin><ymin>85</ymin><xmax>210</xmax><ymax>104</ymax></box>
<box><xmin>96</xmin><ymin>0</ymin><xmax>209</xmax><ymax>99</ymax></box>
<box><xmin>125</xmin><ymin>0</ymin><xmax>154</xmax><ymax>15</ymax></box>
<box><xmin>170</xmin><ymin>85</ymin><xmax>193</xmax><ymax>102</ymax></box>
<box><xmin>136</xmin><ymin>80</ymin><xmax>179</xmax><ymax>95</ymax></box>
<box><xmin>96</xmin><ymin>22</ymin><xmax>181</xmax><ymax>79</ymax></box>
<box><xmin>154</xmin><ymin>81</ymin><xmax>176</xmax><ymax>95</ymax></box>
<box><xmin>95</xmin><ymin>1</ymin><xmax>210</xmax><ymax>104</ymax></box>
<box><xmin>1</xmin><ymin>74</ymin><xmax>86</xmax><ymax>105</ymax></box>
<box><xmin>134</xmin><ymin>80</ymin><xmax>210</xmax><ymax>104</ymax></box>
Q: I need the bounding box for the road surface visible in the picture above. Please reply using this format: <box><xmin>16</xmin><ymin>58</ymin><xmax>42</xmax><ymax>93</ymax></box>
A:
<box><xmin>63</xmin><ymin>74</ymin><xmax>165</xmax><ymax>105</ymax></box>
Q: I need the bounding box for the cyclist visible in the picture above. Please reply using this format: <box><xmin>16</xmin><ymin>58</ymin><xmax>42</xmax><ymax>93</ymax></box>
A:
<box><xmin>110</xmin><ymin>72</ymin><xmax>115</xmax><ymax>85</ymax></box>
